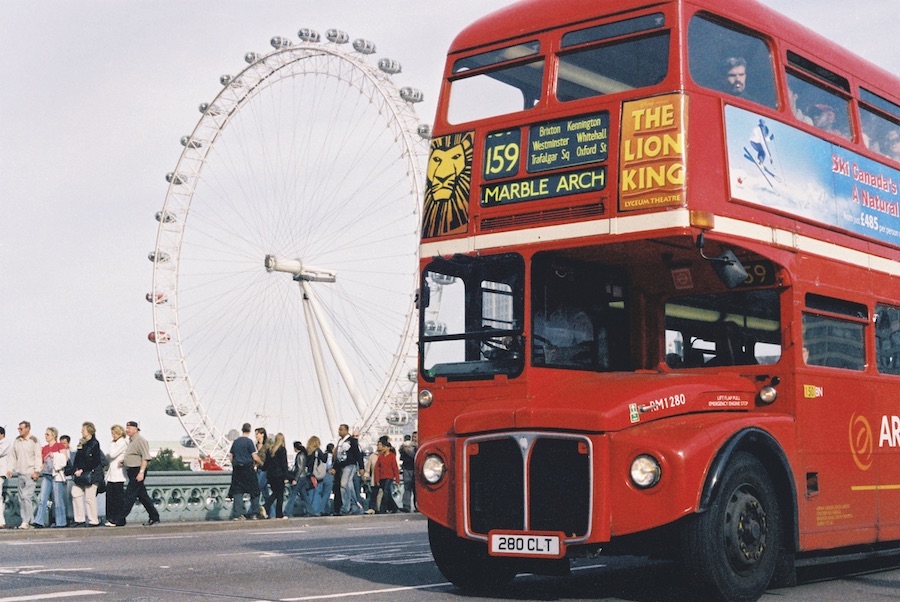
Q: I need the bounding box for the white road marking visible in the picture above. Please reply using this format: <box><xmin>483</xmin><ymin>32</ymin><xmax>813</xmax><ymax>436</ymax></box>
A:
<box><xmin>0</xmin><ymin>591</ymin><xmax>106</xmax><ymax>601</ymax></box>
<box><xmin>18</xmin><ymin>569</ymin><xmax>93</xmax><ymax>575</ymax></box>
<box><xmin>4</xmin><ymin>541</ymin><xmax>81</xmax><ymax>546</ymax></box>
<box><xmin>280</xmin><ymin>582</ymin><xmax>451</xmax><ymax>600</ymax></box>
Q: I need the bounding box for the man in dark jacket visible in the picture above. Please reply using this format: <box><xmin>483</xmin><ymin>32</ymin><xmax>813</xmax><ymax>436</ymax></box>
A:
<box><xmin>330</xmin><ymin>424</ymin><xmax>363</xmax><ymax>515</ymax></box>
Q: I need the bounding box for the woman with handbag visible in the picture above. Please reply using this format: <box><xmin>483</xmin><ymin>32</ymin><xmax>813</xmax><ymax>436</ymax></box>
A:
<box><xmin>71</xmin><ymin>422</ymin><xmax>102</xmax><ymax>527</ymax></box>
<box><xmin>31</xmin><ymin>427</ymin><xmax>68</xmax><ymax>528</ymax></box>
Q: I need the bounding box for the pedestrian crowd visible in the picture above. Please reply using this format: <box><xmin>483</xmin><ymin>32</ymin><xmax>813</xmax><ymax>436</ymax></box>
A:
<box><xmin>0</xmin><ymin>419</ymin><xmax>159</xmax><ymax>529</ymax></box>
<box><xmin>227</xmin><ymin>422</ymin><xmax>418</xmax><ymax>520</ymax></box>
<box><xmin>0</xmin><ymin>419</ymin><xmax>418</xmax><ymax>528</ymax></box>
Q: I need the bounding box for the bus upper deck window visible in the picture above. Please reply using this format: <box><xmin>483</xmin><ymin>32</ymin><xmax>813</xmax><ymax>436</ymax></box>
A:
<box><xmin>557</xmin><ymin>13</ymin><xmax>668</xmax><ymax>102</ymax></box>
<box><xmin>688</xmin><ymin>15</ymin><xmax>777</xmax><ymax>109</ymax></box>
<box><xmin>787</xmin><ymin>73</ymin><xmax>851</xmax><ymax>140</ymax></box>
<box><xmin>447</xmin><ymin>42</ymin><xmax>543</xmax><ymax>125</ymax></box>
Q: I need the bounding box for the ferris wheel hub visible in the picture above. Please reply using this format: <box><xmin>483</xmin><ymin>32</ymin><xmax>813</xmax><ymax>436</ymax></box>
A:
<box><xmin>264</xmin><ymin>255</ymin><xmax>337</xmax><ymax>282</ymax></box>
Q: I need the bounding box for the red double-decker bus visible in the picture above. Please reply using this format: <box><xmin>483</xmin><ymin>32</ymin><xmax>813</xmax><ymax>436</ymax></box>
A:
<box><xmin>415</xmin><ymin>0</ymin><xmax>899</xmax><ymax>599</ymax></box>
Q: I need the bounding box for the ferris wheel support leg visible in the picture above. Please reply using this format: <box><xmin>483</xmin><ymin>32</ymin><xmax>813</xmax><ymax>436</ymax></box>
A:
<box><xmin>299</xmin><ymin>280</ymin><xmax>369</xmax><ymax>417</ymax></box>
<box><xmin>301</xmin><ymin>284</ymin><xmax>340</xmax><ymax>436</ymax></box>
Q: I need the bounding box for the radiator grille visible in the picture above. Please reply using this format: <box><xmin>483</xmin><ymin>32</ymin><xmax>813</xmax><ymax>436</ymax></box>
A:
<box><xmin>466</xmin><ymin>434</ymin><xmax>591</xmax><ymax>539</ymax></box>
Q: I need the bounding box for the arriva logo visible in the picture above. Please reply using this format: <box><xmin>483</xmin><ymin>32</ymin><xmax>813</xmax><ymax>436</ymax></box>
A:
<box><xmin>849</xmin><ymin>413</ymin><xmax>874</xmax><ymax>471</ymax></box>
<box><xmin>849</xmin><ymin>414</ymin><xmax>900</xmax><ymax>471</ymax></box>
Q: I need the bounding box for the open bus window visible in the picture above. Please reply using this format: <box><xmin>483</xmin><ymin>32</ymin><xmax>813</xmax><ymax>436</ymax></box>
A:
<box><xmin>665</xmin><ymin>290</ymin><xmax>781</xmax><ymax>368</ymax></box>
<box><xmin>447</xmin><ymin>59</ymin><xmax>544</xmax><ymax>125</ymax></box>
<box><xmin>787</xmin><ymin>73</ymin><xmax>851</xmax><ymax>140</ymax></box>
<box><xmin>875</xmin><ymin>305</ymin><xmax>900</xmax><ymax>375</ymax></box>
<box><xmin>688</xmin><ymin>15</ymin><xmax>777</xmax><ymax>109</ymax></box>
<box><xmin>556</xmin><ymin>32</ymin><xmax>670</xmax><ymax>102</ymax></box>
<box><xmin>531</xmin><ymin>254</ymin><xmax>629</xmax><ymax>371</ymax></box>
<box><xmin>420</xmin><ymin>254</ymin><xmax>524</xmax><ymax>381</ymax></box>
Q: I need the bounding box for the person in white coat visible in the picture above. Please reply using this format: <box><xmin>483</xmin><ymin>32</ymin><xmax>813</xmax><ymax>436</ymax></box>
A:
<box><xmin>104</xmin><ymin>425</ymin><xmax>128</xmax><ymax>527</ymax></box>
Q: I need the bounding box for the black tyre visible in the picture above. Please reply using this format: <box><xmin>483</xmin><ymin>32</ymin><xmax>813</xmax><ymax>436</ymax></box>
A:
<box><xmin>680</xmin><ymin>452</ymin><xmax>782</xmax><ymax>602</ymax></box>
<box><xmin>428</xmin><ymin>520</ymin><xmax>516</xmax><ymax>591</ymax></box>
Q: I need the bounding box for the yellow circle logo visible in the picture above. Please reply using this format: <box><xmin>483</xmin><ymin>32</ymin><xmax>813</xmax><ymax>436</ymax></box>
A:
<box><xmin>849</xmin><ymin>413</ymin><xmax>874</xmax><ymax>471</ymax></box>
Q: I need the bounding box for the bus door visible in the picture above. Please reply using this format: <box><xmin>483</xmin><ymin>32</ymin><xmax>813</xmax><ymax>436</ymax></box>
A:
<box><xmin>874</xmin><ymin>304</ymin><xmax>900</xmax><ymax>542</ymax></box>
<box><xmin>797</xmin><ymin>295</ymin><xmax>877</xmax><ymax>547</ymax></box>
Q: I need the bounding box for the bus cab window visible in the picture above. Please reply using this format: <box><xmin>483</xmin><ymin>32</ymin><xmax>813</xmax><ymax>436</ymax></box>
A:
<box><xmin>688</xmin><ymin>15</ymin><xmax>777</xmax><ymax>108</ymax></box>
<box><xmin>531</xmin><ymin>256</ymin><xmax>625</xmax><ymax>371</ymax></box>
<box><xmin>421</xmin><ymin>254</ymin><xmax>525</xmax><ymax>381</ymax></box>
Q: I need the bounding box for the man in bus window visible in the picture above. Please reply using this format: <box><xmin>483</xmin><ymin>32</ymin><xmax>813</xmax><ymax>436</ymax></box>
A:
<box><xmin>720</xmin><ymin>57</ymin><xmax>747</xmax><ymax>97</ymax></box>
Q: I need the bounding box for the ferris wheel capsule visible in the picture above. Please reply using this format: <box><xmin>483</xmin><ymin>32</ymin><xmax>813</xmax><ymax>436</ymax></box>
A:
<box><xmin>400</xmin><ymin>87</ymin><xmax>424</xmax><ymax>103</ymax></box>
<box><xmin>180</xmin><ymin>136</ymin><xmax>203</xmax><ymax>149</ymax></box>
<box><xmin>352</xmin><ymin>38</ymin><xmax>377</xmax><ymax>54</ymax></box>
<box><xmin>146</xmin><ymin>291</ymin><xmax>168</xmax><ymax>304</ymax></box>
<box><xmin>417</xmin><ymin>124</ymin><xmax>432</xmax><ymax>139</ymax></box>
<box><xmin>326</xmin><ymin>29</ymin><xmax>349</xmax><ymax>44</ymax></box>
<box><xmin>148</xmin><ymin>251</ymin><xmax>170</xmax><ymax>263</ymax></box>
<box><xmin>165</xmin><ymin>172</ymin><xmax>187</xmax><ymax>185</ymax></box>
<box><xmin>220</xmin><ymin>74</ymin><xmax>243</xmax><ymax>87</ymax></box>
<box><xmin>198</xmin><ymin>102</ymin><xmax>223</xmax><ymax>116</ymax></box>
<box><xmin>180</xmin><ymin>435</ymin><xmax>197</xmax><ymax>448</ymax></box>
<box><xmin>298</xmin><ymin>28</ymin><xmax>321</xmax><ymax>43</ymax></box>
<box><xmin>385</xmin><ymin>409</ymin><xmax>410</xmax><ymax>426</ymax></box>
<box><xmin>155</xmin><ymin>369</ymin><xmax>177</xmax><ymax>382</ymax></box>
<box><xmin>378</xmin><ymin>58</ymin><xmax>402</xmax><ymax>74</ymax></box>
<box><xmin>430</xmin><ymin>272</ymin><xmax>456</xmax><ymax>286</ymax></box>
<box><xmin>244</xmin><ymin>51</ymin><xmax>262</xmax><ymax>64</ymax></box>
<box><xmin>148</xmin><ymin>331</ymin><xmax>171</xmax><ymax>344</ymax></box>
<box><xmin>424</xmin><ymin>320</ymin><xmax>447</xmax><ymax>336</ymax></box>
<box><xmin>270</xmin><ymin>36</ymin><xmax>293</xmax><ymax>49</ymax></box>
<box><xmin>165</xmin><ymin>403</ymin><xmax>188</xmax><ymax>416</ymax></box>
<box><xmin>155</xmin><ymin>210</ymin><xmax>176</xmax><ymax>223</ymax></box>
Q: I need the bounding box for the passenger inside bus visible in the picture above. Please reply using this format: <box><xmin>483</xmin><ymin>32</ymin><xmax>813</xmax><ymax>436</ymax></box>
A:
<box><xmin>531</xmin><ymin>257</ymin><xmax>620</xmax><ymax>371</ymax></box>
<box><xmin>720</xmin><ymin>56</ymin><xmax>748</xmax><ymax>97</ymax></box>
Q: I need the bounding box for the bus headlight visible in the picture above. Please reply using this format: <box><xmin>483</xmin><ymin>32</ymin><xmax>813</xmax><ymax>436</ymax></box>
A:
<box><xmin>422</xmin><ymin>454</ymin><xmax>445</xmax><ymax>484</ymax></box>
<box><xmin>630</xmin><ymin>454</ymin><xmax>661</xmax><ymax>489</ymax></box>
<box><xmin>418</xmin><ymin>389</ymin><xmax>433</xmax><ymax>408</ymax></box>
<box><xmin>758</xmin><ymin>385</ymin><xmax>778</xmax><ymax>405</ymax></box>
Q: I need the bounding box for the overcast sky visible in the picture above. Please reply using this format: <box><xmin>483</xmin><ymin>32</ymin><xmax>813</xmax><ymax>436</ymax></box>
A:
<box><xmin>1</xmin><ymin>1</ymin><xmax>896</xmax><ymax>449</ymax></box>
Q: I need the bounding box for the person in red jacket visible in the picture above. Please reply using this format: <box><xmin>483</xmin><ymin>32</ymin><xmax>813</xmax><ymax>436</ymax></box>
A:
<box><xmin>374</xmin><ymin>436</ymin><xmax>401</xmax><ymax>514</ymax></box>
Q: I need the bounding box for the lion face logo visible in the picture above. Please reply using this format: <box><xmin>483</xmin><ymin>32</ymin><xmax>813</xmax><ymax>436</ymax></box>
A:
<box><xmin>422</xmin><ymin>131</ymin><xmax>473</xmax><ymax>238</ymax></box>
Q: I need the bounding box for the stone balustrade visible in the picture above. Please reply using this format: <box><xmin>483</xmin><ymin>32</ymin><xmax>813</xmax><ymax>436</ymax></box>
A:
<box><xmin>1</xmin><ymin>472</ymin><xmax>408</xmax><ymax>526</ymax></box>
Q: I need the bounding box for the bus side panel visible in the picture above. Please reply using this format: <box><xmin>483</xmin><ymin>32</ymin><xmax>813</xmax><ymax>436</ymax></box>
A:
<box><xmin>607</xmin><ymin>414</ymin><xmax>797</xmax><ymax>537</ymax></box>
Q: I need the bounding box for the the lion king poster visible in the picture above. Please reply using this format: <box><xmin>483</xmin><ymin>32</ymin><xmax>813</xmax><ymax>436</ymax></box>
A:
<box><xmin>422</xmin><ymin>131</ymin><xmax>474</xmax><ymax>238</ymax></box>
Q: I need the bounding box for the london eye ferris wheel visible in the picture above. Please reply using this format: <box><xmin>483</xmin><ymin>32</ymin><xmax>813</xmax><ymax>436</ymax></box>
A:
<box><xmin>147</xmin><ymin>28</ymin><xmax>429</xmax><ymax>466</ymax></box>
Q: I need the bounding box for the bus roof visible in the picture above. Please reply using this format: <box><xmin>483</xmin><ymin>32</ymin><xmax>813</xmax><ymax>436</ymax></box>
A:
<box><xmin>449</xmin><ymin>0</ymin><xmax>897</xmax><ymax>96</ymax></box>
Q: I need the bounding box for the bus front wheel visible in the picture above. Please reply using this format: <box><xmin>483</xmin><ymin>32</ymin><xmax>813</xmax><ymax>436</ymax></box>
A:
<box><xmin>680</xmin><ymin>452</ymin><xmax>782</xmax><ymax>602</ymax></box>
<box><xmin>428</xmin><ymin>520</ymin><xmax>516</xmax><ymax>591</ymax></box>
